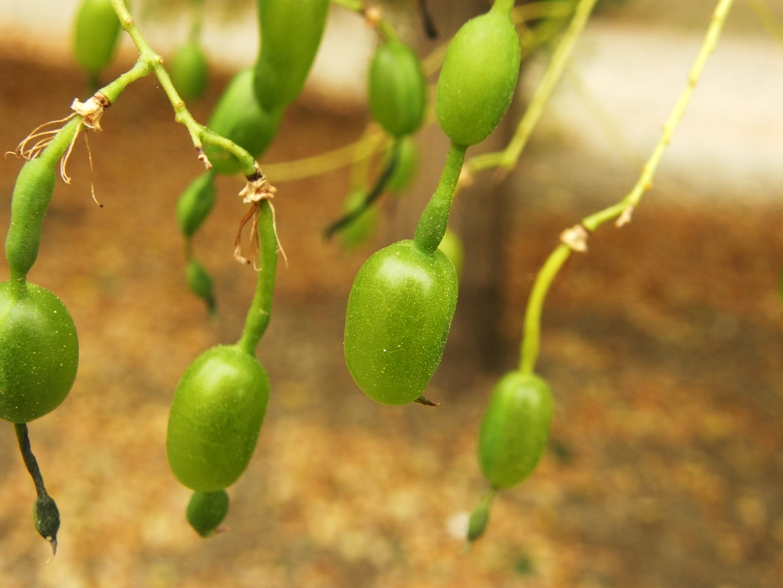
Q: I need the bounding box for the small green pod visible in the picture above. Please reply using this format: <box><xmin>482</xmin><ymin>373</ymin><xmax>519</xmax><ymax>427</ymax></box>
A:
<box><xmin>478</xmin><ymin>371</ymin><xmax>553</xmax><ymax>489</ymax></box>
<box><xmin>387</xmin><ymin>136</ymin><xmax>421</xmax><ymax>195</ymax></box>
<box><xmin>185</xmin><ymin>260</ymin><xmax>216</xmax><ymax>314</ymax></box>
<box><xmin>167</xmin><ymin>345</ymin><xmax>269</xmax><ymax>492</ymax></box>
<box><xmin>5</xmin><ymin>158</ymin><xmax>57</xmax><ymax>279</ymax></box>
<box><xmin>0</xmin><ymin>282</ymin><xmax>79</xmax><ymax>424</ymax></box>
<box><xmin>73</xmin><ymin>0</ymin><xmax>122</xmax><ymax>78</ymax></box>
<box><xmin>204</xmin><ymin>68</ymin><xmax>283</xmax><ymax>176</ymax></box>
<box><xmin>170</xmin><ymin>39</ymin><xmax>209</xmax><ymax>102</ymax></box>
<box><xmin>344</xmin><ymin>240</ymin><xmax>457</xmax><ymax>405</ymax></box>
<box><xmin>437</xmin><ymin>227</ymin><xmax>464</xmax><ymax>279</ymax></box>
<box><xmin>253</xmin><ymin>0</ymin><xmax>330</xmax><ymax>110</ymax></box>
<box><xmin>368</xmin><ymin>40</ymin><xmax>427</xmax><ymax>138</ymax></box>
<box><xmin>436</xmin><ymin>7</ymin><xmax>521</xmax><ymax>146</ymax></box>
<box><xmin>176</xmin><ymin>172</ymin><xmax>216</xmax><ymax>238</ymax></box>
<box><xmin>187</xmin><ymin>490</ymin><xmax>229</xmax><ymax>537</ymax></box>
<box><xmin>339</xmin><ymin>189</ymin><xmax>379</xmax><ymax>250</ymax></box>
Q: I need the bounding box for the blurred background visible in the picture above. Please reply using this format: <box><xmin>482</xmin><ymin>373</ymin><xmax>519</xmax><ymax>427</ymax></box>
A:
<box><xmin>1</xmin><ymin>0</ymin><xmax>783</xmax><ymax>586</ymax></box>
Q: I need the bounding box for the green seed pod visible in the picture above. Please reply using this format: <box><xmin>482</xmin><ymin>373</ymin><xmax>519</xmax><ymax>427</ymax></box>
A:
<box><xmin>185</xmin><ymin>260</ymin><xmax>216</xmax><ymax>314</ymax></box>
<box><xmin>339</xmin><ymin>189</ymin><xmax>379</xmax><ymax>250</ymax></box>
<box><xmin>437</xmin><ymin>227</ymin><xmax>464</xmax><ymax>279</ymax></box>
<box><xmin>436</xmin><ymin>7</ymin><xmax>521</xmax><ymax>146</ymax></box>
<box><xmin>253</xmin><ymin>0</ymin><xmax>330</xmax><ymax>110</ymax></box>
<box><xmin>73</xmin><ymin>0</ymin><xmax>122</xmax><ymax>78</ymax></box>
<box><xmin>176</xmin><ymin>172</ymin><xmax>216</xmax><ymax>238</ymax></box>
<box><xmin>5</xmin><ymin>158</ymin><xmax>57</xmax><ymax>279</ymax></box>
<box><xmin>204</xmin><ymin>68</ymin><xmax>283</xmax><ymax>176</ymax></box>
<box><xmin>344</xmin><ymin>240</ymin><xmax>457</xmax><ymax>405</ymax></box>
<box><xmin>368</xmin><ymin>40</ymin><xmax>427</xmax><ymax>138</ymax></box>
<box><xmin>170</xmin><ymin>39</ymin><xmax>209</xmax><ymax>102</ymax></box>
<box><xmin>0</xmin><ymin>282</ymin><xmax>79</xmax><ymax>423</ymax></box>
<box><xmin>187</xmin><ymin>490</ymin><xmax>229</xmax><ymax>537</ymax></box>
<box><xmin>167</xmin><ymin>345</ymin><xmax>269</xmax><ymax>492</ymax></box>
<box><xmin>387</xmin><ymin>136</ymin><xmax>420</xmax><ymax>195</ymax></box>
<box><xmin>478</xmin><ymin>371</ymin><xmax>553</xmax><ymax>489</ymax></box>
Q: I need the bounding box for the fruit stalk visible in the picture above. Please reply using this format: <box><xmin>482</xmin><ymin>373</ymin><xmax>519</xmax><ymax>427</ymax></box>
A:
<box><xmin>413</xmin><ymin>142</ymin><xmax>466</xmax><ymax>254</ymax></box>
<box><xmin>238</xmin><ymin>200</ymin><xmax>279</xmax><ymax>354</ymax></box>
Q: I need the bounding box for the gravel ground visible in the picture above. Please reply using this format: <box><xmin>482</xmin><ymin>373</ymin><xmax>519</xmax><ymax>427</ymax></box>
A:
<box><xmin>0</xmin><ymin>53</ymin><xmax>782</xmax><ymax>588</ymax></box>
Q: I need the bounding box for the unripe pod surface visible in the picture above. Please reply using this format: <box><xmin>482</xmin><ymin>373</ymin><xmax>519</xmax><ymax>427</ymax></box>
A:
<box><xmin>73</xmin><ymin>0</ymin><xmax>122</xmax><ymax>77</ymax></box>
<box><xmin>167</xmin><ymin>345</ymin><xmax>269</xmax><ymax>492</ymax></box>
<box><xmin>204</xmin><ymin>69</ymin><xmax>282</xmax><ymax>176</ymax></box>
<box><xmin>0</xmin><ymin>282</ymin><xmax>79</xmax><ymax>424</ymax></box>
<box><xmin>478</xmin><ymin>371</ymin><xmax>553</xmax><ymax>489</ymax></box>
<box><xmin>344</xmin><ymin>240</ymin><xmax>457</xmax><ymax>405</ymax></box>
<box><xmin>170</xmin><ymin>40</ymin><xmax>209</xmax><ymax>102</ymax></box>
<box><xmin>254</xmin><ymin>0</ymin><xmax>330</xmax><ymax>110</ymax></box>
<box><xmin>436</xmin><ymin>9</ymin><xmax>521</xmax><ymax>146</ymax></box>
<box><xmin>368</xmin><ymin>40</ymin><xmax>427</xmax><ymax>138</ymax></box>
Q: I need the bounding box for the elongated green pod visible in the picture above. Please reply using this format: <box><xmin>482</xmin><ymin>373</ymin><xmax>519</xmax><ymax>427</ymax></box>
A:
<box><xmin>187</xmin><ymin>490</ymin><xmax>229</xmax><ymax>537</ymax></box>
<box><xmin>176</xmin><ymin>172</ymin><xmax>216</xmax><ymax>238</ymax></box>
<box><xmin>478</xmin><ymin>371</ymin><xmax>553</xmax><ymax>489</ymax></box>
<box><xmin>5</xmin><ymin>159</ymin><xmax>56</xmax><ymax>280</ymax></box>
<box><xmin>368</xmin><ymin>40</ymin><xmax>427</xmax><ymax>138</ymax></box>
<box><xmin>167</xmin><ymin>345</ymin><xmax>269</xmax><ymax>492</ymax></box>
<box><xmin>344</xmin><ymin>240</ymin><xmax>457</xmax><ymax>405</ymax></box>
<box><xmin>73</xmin><ymin>0</ymin><xmax>122</xmax><ymax>78</ymax></box>
<box><xmin>253</xmin><ymin>0</ymin><xmax>330</xmax><ymax>110</ymax></box>
<box><xmin>436</xmin><ymin>6</ymin><xmax>521</xmax><ymax>146</ymax></box>
<box><xmin>170</xmin><ymin>40</ymin><xmax>209</xmax><ymax>102</ymax></box>
<box><xmin>6</xmin><ymin>119</ymin><xmax>80</xmax><ymax>280</ymax></box>
<box><xmin>204</xmin><ymin>69</ymin><xmax>283</xmax><ymax>176</ymax></box>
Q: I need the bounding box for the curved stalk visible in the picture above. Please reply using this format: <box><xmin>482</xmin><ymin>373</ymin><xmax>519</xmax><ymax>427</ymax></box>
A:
<box><xmin>413</xmin><ymin>142</ymin><xmax>466</xmax><ymax>254</ymax></box>
<box><xmin>237</xmin><ymin>201</ymin><xmax>279</xmax><ymax>354</ymax></box>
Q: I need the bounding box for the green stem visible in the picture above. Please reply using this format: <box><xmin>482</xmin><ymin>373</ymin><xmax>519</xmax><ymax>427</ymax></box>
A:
<box><xmin>98</xmin><ymin>58</ymin><xmax>153</xmax><ymax>104</ymax></box>
<box><xmin>413</xmin><ymin>142</ymin><xmax>467</xmax><ymax>254</ymax></box>
<box><xmin>108</xmin><ymin>0</ymin><xmax>255</xmax><ymax>175</ymax></box>
<box><xmin>15</xmin><ymin>424</ymin><xmax>60</xmax><ymax>555</ymax></box>
<box><xmin>517</xmin><ymin>0</ymin><xmax>734</xmax><ymax>375</ymax></box>
<box><xmin>496</xmin><ymin>0</ymin><xmax>598</xmax><ymax>173</ymax></box>
<box><xmin>492</xmin><ymin>0</ymin><xmax>516</xmax><ymax>16</ymax></box>
<box><xmin>520</xmin><ymin>244</ymin><xmax>571</xmax><ymax>374</ymax></box>
<box><xmin>580</xmin><ymin>0</ymin><xmax>734</xmax><ymax>232</ymax></box>
<box><xmin>237</xmin><ymin>201</ymin><xmax>279</xmax><ymax>354</ymax></box>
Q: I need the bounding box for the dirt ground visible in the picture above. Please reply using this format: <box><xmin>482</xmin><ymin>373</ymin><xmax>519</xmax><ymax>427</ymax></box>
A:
<box><xmin>0</xmin><ymin>55</ymin><xmax>782</xmax><ymax>588</ymax></box>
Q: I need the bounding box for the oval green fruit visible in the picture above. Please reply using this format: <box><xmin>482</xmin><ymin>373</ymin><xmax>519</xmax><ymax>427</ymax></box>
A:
<box><xmin>204</xmin><ymin>68</ymin><xmax>283</xmax><ymax>176</ymax></box>
<box><xmin>176</xmin><ymin>171</ymin><xmax>216</xmax><ymax>238</ymax></box>
<box><xmin>170</xmin><ymin>39</ymin><xmax>209</xmax><ymax>102</ymax></box>
<box><xmin>254</xmin><ymin>0</ymin><xmax>330</xmax><ymax>110</ymax></box>
<box><xmin>167</xmin><ymin>345</ymin><xmax>269</xmax><ymax>492</ymax></box>
<box><xmin>478</xmin><ymin>371</ymin><xmax>553</xmax><ymax>489</ymax></box>
<box><xmin>436</xmin><ymin>8</ymin><xmax>521</xmax><ymax>146</ymax></box>
<box><xmin>187</xmin><ymin>490</ymin><xmax>229</xmax><ymax>537</ymax></box>
<box><xmin>73</xmin><ymin>0</ymin><xmax>122</xmax><ymax>78</ymax></box>
<box><xmin>344</xmin><ymin>240</ymin><xmax>457</xmax><ymax>405</ymax></box>
<box><xmin>0</xmin><ymin>282</ymin><xmax>79</xmax><ymax>423</ymax></box>
<box><xmin>368</xmin><ymin>40</ymin><xmax>427</xmax><ymax>138</ymax></box>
